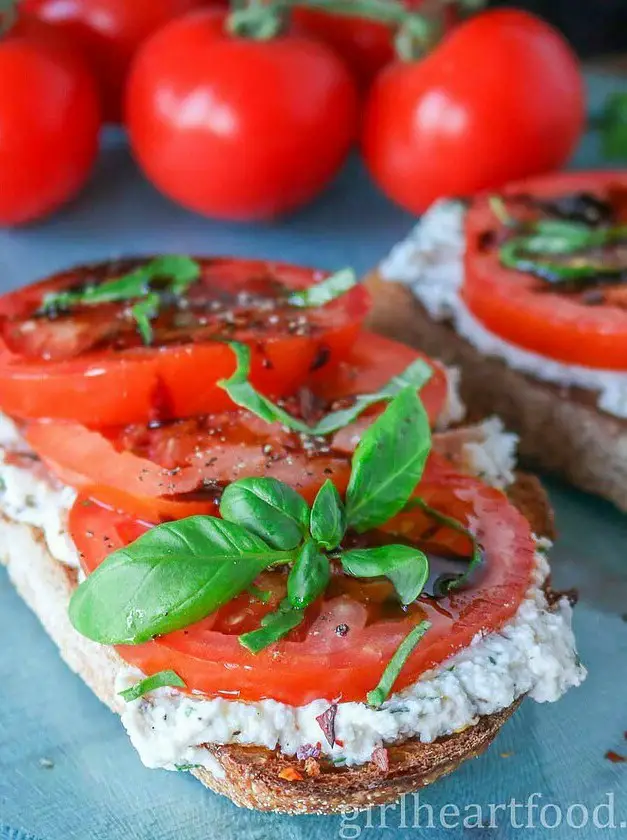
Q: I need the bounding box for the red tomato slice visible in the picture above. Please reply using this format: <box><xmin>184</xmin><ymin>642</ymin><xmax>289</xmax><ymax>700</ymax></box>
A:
<box><xmin>26</xmin><ymin>333</ymin><xmax>447</xmax><ymax>521</ymax></box>
<box><xmin>70</xmin><ymin>454</ymin><xmax>536</xmax><ymax>705</ymax></box>
<box><xmin>463</xmin><ymin>171</ymin><xmax>627</xmax><ymax>369</ymax></box>
<box><xmin>0</xmin><ymin>257</ymin><xmax>369</xmax><ymax>425</ymax></box>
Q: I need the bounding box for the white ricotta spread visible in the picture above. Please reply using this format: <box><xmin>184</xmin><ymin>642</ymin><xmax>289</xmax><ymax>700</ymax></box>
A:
<box><xmin>380</xmin><ymin>200</ymin><xmax>627</xmax><ymax>419</ymax></box>
<box><xmin>433</xmin><ymin>417</ymin><xmax>518</xmax><ymax>490</ymax></box>
<box><xmin>0</xmin><ymin>416</ymin><xmax>78</xmax><ymax>568</ymax></box>
<box><xmin>117</xmin><ymin>550</ymin><xmax>585</xmax><ymax>771</ymax></box>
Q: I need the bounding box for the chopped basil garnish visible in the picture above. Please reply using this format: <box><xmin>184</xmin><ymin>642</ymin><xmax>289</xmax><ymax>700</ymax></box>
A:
<box><xmin>490</xmin><ymin>195</ymin><xmax>627</xmax><ymax>287</ymax></box>
<box><xmin>41</xmin><ymin>256</ymin><xmax>200</xmax><ymax>345</ymax></box>
<box><xmin>345</xmin><ymin>386</ymin><xmax>431</xmax><ymax>532</ymax></box>
<box><xmin>403</xmin><ymin>497</ymin><xmax>482</xmax><ymax>594</ymax></box>
<box><xmin>287</xmin><ymin>268</ymin><xmax>356</xmax><ymax>308</ymax></box>
<box><xmin>118</xmin><ymin>669</ymin><xmax>185</xmax><ymax>702</ymax></box>
<box><xmin>339</xmin><ymin>545</ymin><xmax>429</xmax><ymax>606</ymax></box>
<box><xmin>218</xmin><ymin>341</ymin><xmax>432</xmax><ymax>437</ymax></box>
<box><xmin>239</xmin><ymin>600</ymin><xmax>305</xmax><ymax>654</ymax></box>
<box><xmin>309</xmin><ymin>480</ymin><xmax>346</xmax><ymax>551</ymax></box>
<box><xmin>366</xmin><ymin>621</ymin><xmax>432</xmax><ymax>707</ymax></box>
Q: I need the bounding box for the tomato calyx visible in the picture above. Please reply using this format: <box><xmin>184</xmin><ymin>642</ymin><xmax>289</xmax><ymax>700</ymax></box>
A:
<box><xmin>0</xmin><ymin>0</ymin><xmax>18</xmax><ymax>36</ymax></box>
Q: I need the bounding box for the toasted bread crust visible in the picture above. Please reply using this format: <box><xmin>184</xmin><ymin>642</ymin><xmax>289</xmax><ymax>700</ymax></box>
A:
<box><xmin>364</xmin><ymin>270</ymin><xmax>627</xmax><ymax>513</ymax></box>
<box><xmin>0</xmin><ymin>474</ymin><xmax>551</xmax><ymax>814</ymax></box>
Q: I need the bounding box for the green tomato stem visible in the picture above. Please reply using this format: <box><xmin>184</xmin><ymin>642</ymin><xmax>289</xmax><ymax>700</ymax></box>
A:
<box><xmin>0</xmin><ymin>0</ymin><xmax>18</xmax><ymax>36</ymax></box>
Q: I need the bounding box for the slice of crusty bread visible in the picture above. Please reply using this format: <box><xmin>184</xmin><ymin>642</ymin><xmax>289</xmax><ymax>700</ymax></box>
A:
<box><xmin>0</xmin><ymin>473</ymin><xmax>551</xmax><ymax>814</ymax></box>
<box><xmin>365</xmin><ymin>270</ymin><xmax>627</xmax><ymax>514</ymax></box>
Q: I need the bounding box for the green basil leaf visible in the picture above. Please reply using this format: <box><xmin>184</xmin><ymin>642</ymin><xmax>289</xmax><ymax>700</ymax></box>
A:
<box><xmin>217</xmin><ymin>343</ymin><xmax>311</xmax><ymax>433</ymax></box>
<box><xmin>601</xmin><ymin>91</ymin><xmax>627</xmax><ymax>161</ymax></box>
<box><xmin>69</xmin><ymin>516</ymin><xmax>294</xmax><ymax>645</ymax></box>
<box><xmin>345</xmin><ymin>387</ymin><xmax>431</xmax><ymax>533</ymax></box>
<box><xmin>131</xmin><ymin>292</ymin><xmax>160</xmax><ymax>345</ymax></box>
<box><xmin>311</xmin><ymin>357</ymin><xmax>432</xmax><ymax>436</ymax></box>
<box><xmin>403</xmin><ymin>497</ymin><xmax>483</xmax><ymax>595</ymax></box>
<box><xmin>287</xmin><ymin>540</ymin><xmax>330</xmax><ymax>609</ymax></box>
<box><xmin>118</xmin><ymin>669</ymin><xmax>185</xmax><ymax>702</ymax></box>
<box><xmin>42</xmin><ymin>255</ymin><xmax>200</xmax><ymax>311</ymax></box>
<box><xmin>340</xmin><ymin>545</ymin><xmax>429</xmax><ymax>606</ymax></box>
<box><xmin>310</xmin><ymin>480</ymin><xmax>346</xmax><ymax>550</ymax></box>
<box><xmin>219</xmin><ymin>477</ymin><xmax>309</xmax><ymax>550</ymax></box>
<box><xmin>287</xmin><ymin>268</ymin><xmax>356</xmax><ymax>308</ymax></box>
<box><xmin>239</xmin><ymin>599</ymin><xmax>305</xmax><ymax>654</ymax></box>
<box><xmin>366</xmin><ymin>620</ymin><xmax>431</xmax><ymax>707</ymax></box>
<box><xmin>219</xmin><ymin>341</ymin><xmax>432</xmax><ymax>438</ymax></box>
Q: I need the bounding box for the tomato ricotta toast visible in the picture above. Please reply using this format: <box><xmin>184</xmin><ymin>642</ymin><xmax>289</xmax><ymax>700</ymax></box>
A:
<box><xmin>372</xmin><ymin>170</ymin><xmax>627</xmax><ymax>513</ymax></box>
<box><xmin>0</xmin><ymin>256</ymin><xmax>584</xmax><ymax>813</ymax></box>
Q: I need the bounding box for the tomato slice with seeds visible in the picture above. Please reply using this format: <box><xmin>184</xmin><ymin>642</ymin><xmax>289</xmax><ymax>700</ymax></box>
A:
<box><xmin>26</xmin><ymin>333</ymin><xmax>447</xmax><ymax>521</ymax></box>
<box><xmin>464</xmin><ymin>171</ymin><xmax>627</xmax><ymax>369</ymax></box>
<box><xmin>0</xmin><ymin>256</ymin><xmax>370</xmax><ymax>425</ymax></box>
<box><xmin>71</xmin><ymin>454</ymin><xmax>536</xmax><ymax>705</ymax></box>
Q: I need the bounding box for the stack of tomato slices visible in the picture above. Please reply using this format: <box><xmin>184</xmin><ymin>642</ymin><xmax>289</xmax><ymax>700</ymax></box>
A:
<box><xmin>464</xmin><ymin>171</ymin><xmax>627</xmax><ymax>369</ymax></box>
<box><xmin>1</xmin><ymin>255</ymin><xmax>537</xmax><ymax>707</ymax></box>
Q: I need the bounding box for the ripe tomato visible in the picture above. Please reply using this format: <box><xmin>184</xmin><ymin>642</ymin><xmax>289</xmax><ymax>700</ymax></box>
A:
<box><xmin>463</xmin><ymin>171</ymin><xmax>627</xmax><ymax>369</ymax></box>
<box><xmin>362</xmin><ymin>9</ymin><xmax>584</xmax><ymax>214</ymax></box>
<box><xmin>26</xmin><ymin>333</ymin><xmax>447</xmax><ymax>521</ymax></box>
<box><xmin>0</xmin><ymin>16</ymin><xmax>100</xmax><ymax>226</ymax></box>
<box><xmin>22</xmin><ymin>0</ymin><xmax>215</xmax><ymax>122</ymax></box>
<box><xmin>71</xmin><ymin>454</ymin><xmax>536</xmax><ymax>705</ymax></box>
<box><xmin>126</xmin><ymin>9</ymin><xmax>359</xmax><ymax>221</ymax></box>
<box><xmin>0</xmin><ymin>256</ymin><xmax>369</xmax><ymax>425</ymax></box>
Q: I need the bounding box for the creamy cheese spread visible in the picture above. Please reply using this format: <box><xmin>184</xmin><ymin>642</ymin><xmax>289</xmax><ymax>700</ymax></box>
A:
<box><xmin>0</xmin><ymin>415</ymin><xmax>78</xmax><ymax>568</ymax></box>
<box><xmin>380</xmin><ymin>200</ymin><xmax>627</xmax><ymax>419</ymax></box>
<box><xmin>117</xmin><ymin>549</ymin><xmax>585</xmax><ymax>771</ymax></box>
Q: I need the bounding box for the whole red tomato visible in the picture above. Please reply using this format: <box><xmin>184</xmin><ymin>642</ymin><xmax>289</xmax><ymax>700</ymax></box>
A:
<box><xmin>362</xmin><ymin>9</ymin><xmax>585</xmax><ymax>214</ymax></box>
<box><xmin>0</xmin><ymin>16</ymin><xmax>101</xmax><ymax>226</ymax></box>
<box><xmin>22</xmin><ymin>0</ymin><xmax>217</xmax><ymax>122</ymax></box>
<box><xmin>126</xmin><ymin>9</ymin><xmax>359</xmax><ymax>221</ymax></box>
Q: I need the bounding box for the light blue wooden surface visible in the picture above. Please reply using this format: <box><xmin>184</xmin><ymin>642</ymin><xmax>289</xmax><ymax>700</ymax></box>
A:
<box><xmin>1</xmin><ymin>74</ymin><xmax>626</xmax><ymax>839</ymax></box>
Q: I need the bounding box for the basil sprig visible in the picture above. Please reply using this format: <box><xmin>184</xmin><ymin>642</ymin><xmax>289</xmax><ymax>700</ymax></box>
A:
<box><xmin>69</xmin><ymin>389</ymin><xmax>435</xmax><ymax>651</ymax></box>
<box><xmin>287</xmin><ymin>268</ymin><xmax>356</xmax><ymax>308</ymax></box>
<box><xmin>218</xmin><ymin>341</ymin><xmax>432</xmax><ymax>437</ymax></box>
<box><xmin>41</xmin><ymin>256</ymin><xmax>200</xmax><ymax>345</ymax></box>
<box><xmin>119</xmin><ymin>669</ymin><xmax>185</xmax><ymax>702</ymax></box>
<box><xmin>490</xmin><ymin>195</ymin><xmax>627</xmax><ymax>287</ymax></box>
<box><xmin>70</xmin><ymin>385</ymin><xmax>480</xmax><ymax>685</ymax></box>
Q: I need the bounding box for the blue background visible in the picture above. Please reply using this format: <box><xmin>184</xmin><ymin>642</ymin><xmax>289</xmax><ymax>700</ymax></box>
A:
<box><xmin>1</xmin><ymin>73</ymin><xmax>626</xmax><ymax>839</ymax></box>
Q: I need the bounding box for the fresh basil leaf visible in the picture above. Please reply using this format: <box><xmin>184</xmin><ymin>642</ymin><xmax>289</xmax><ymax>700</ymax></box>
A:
<box><xmin>217</xmin><ymin>343</ymin><xmax>311</xmax><ymax>433</ymax></box>
<box><xmin>131</xmin><ymin>292</ymin><xmax>160</xmax><ymax>345</ymax></box>
<box><xmin>345</xmin><ymin>387</ymin><xmax>431</xmax><ymax>533</ymax></box>
<box><xmin>287</xmin><ymin>268</ymin><xmax>356</xmax><ymax>308</ymax></box>
<box><xmin>403</xmin><ymin>497</ymin><xmax>483</xmax><ymax>595</ymax></box>
<box><xmin>311</xmin><ymin>357</ymin><xmax>432</xmax><ymax>436</ymax></box>
<box><xmin>69</xmin><ymin>516</ymin><xmax>294</xmax><ymax>645</ymax></box>
<box><xmin>287</xmin><ymin>540</ymin><xmax>330</xmax><ymax>609</ymax></box>
<box><xmin>118</xmin><ymin>669</ymin><xmax>185</xmax><ymax>702</ymax></box>
<box><xmin>219</xmin><ymin>341</ymin><xmax>432</xmax><ymax>438</ymax></box>
<box><xmin>310</xmin><ymin>480</ymin><xmax>346</xmax><ymax>550</ymax></box>
<box><xmin>219</xmin><ymin>477</ymin><xmax>309</xmax><ymax>550</ymax></box>
<box><xmin>42</xmin><ymin>255</ymin><xmax>200</xmax><ymax>311</ymax></box>
<box><xmin>601</xmin><ymin>92</ymin><xmax>627</xmax><ymax>161</ymax></box>
<box><xmin>239</xmin><ymin>599</ymin><xmax>305</xmax><ymax>654</ymax></box>
<box><xmin>366</xmin><ymin>620</ymin><xmax>431</xmax><ymax>707</ymax></box>
<box><xmin>340</xmin><ymin>545</ymin><xmax>429</xmax><ymax>606</ymax></box>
